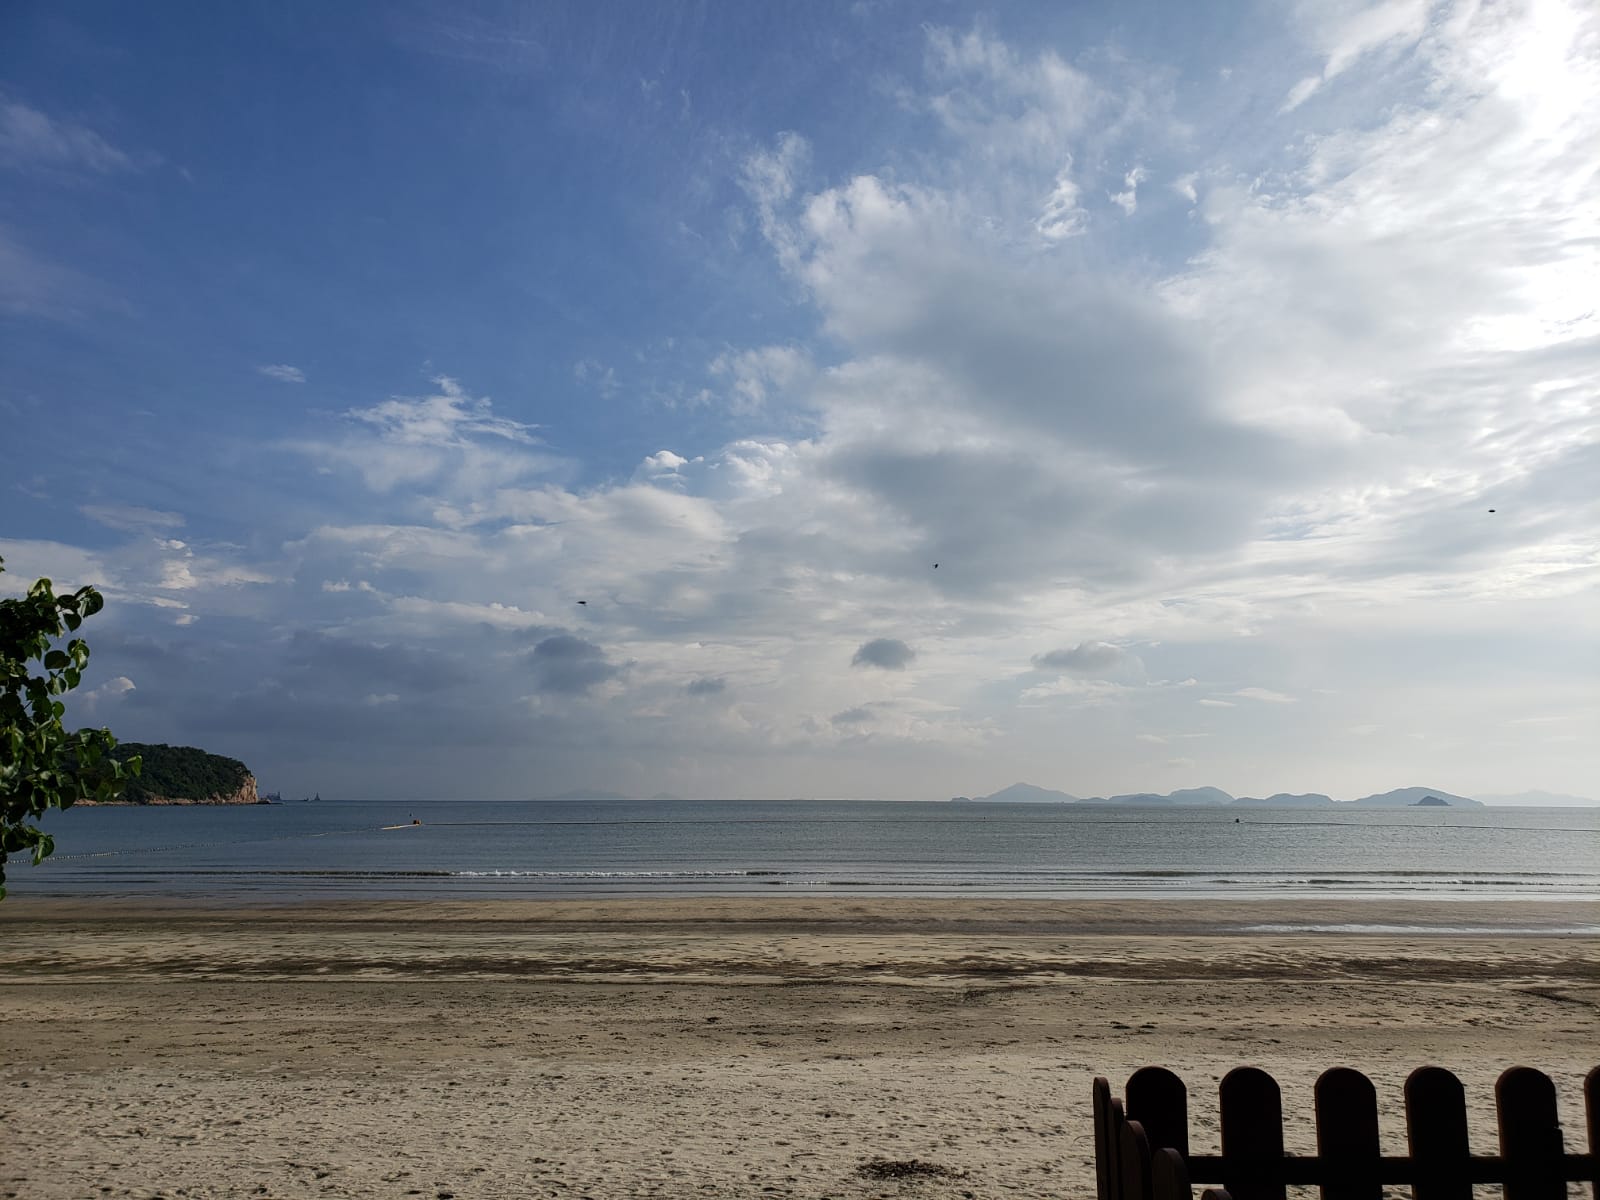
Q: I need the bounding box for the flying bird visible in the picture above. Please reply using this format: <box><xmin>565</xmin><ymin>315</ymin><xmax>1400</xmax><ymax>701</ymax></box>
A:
<box><xmin>932</xmin><ymin>563</ymin><xmax>939</xmax><ymax>569</ymax></box>
<box><xmin>577</xmin><ymin>599</ymin><xmax>588</xmax><ymax>605</ymax></box>
<box><xmin>1488</xmin><ymin>509</ymin><xmax>1496</xmax><ymax>514</ymax></box>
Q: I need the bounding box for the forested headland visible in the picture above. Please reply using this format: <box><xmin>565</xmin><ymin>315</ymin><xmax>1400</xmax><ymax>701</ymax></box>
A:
<box><xmin>96</xmin><ymin>743</ymin><xmax>260</xmax><ymax>805</ymax></box>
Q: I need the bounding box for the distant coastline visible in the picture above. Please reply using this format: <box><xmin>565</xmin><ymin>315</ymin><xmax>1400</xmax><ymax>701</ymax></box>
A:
<box><xmin>948</xmin><ymin>782</ymin><xmax>1596</xmax><ymax>808</ymax></box>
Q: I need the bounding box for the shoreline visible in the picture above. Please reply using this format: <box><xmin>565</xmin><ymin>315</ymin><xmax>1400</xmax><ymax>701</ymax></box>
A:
<box><xmin>4</xmin><ymin>896</ymin><xmax>1595</xmax><ymax>1199</ymax></box>
<box><xmin>5</xmin><ymin>892</ymin><xmax>1598</xmax><ymax>929</ymax></box>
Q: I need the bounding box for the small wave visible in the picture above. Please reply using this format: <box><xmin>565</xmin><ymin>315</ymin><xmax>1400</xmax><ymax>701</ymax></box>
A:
<box><xmin>451</xmin><ymin>869</ymin><xmax>786</xmax><ymax>879</ymax></box>
<box><xmin>1244</xmin><ymin>923</ymin><xmax>1600</xmax><ymax>935</ymax></box>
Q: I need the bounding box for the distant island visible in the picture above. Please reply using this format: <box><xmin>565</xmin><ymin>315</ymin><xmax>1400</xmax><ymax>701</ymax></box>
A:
<box><xmin>80</xmin><ymin>743</ymin><xmax>263</xmax><ymax>806</ymax></box>
<box><xmin>953</xmin><ymin>782</ymin><xmax>1493</xmax><ymax>808</ymax></box>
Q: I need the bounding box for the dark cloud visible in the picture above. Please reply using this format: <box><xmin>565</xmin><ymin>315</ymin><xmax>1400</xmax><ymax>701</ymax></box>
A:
<box><xmin>285</xmin><ymin>631</ymin><xmax>471</xmax><ymax>692</ymax></box>
<box><xmin>830</xmin><ymin>705</ymin><xmax>872</xmax><ymax>726</ymax></box>
<box><xmin>685</xmin><ymin>676</ymin><xmax>727</xmax><ymax>696</ymax></box>
<box><xmin>851</xmin><ymin>638</ymin><xmax>915</xmax><ymax>670</ymax></box>
<box><xmin>529</xmin><ymin>635</ymin><xmax>623</xmax><ymax>694</ymax></box>
<box><xmin>1033</xmin><ymin>641</ymin><xmax>1127</xmax><ymax>674</ymax></box>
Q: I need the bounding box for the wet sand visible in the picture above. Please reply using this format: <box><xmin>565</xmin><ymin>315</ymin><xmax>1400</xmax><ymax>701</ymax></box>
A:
<box><xmin>1</xmin><ymin>897</ymin><xmax>1595</xmax><ymax>1199</ymax></box>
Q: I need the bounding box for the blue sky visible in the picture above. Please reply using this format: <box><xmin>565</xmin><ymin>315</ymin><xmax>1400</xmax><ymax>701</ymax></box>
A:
<box><xmin>3</xmin><ymin>1</ymin><xmax>1597</xmax><ymax>802</ymax></box>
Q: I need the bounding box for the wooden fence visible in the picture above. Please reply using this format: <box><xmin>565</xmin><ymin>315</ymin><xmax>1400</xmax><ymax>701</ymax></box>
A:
<box><xmin>1094</xmin><ymin>1065</ymin><xmax>1600</xmax><ymax>1200</ymax></box>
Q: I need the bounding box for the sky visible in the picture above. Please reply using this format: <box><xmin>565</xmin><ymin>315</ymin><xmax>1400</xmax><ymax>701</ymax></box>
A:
<box><xmin>2</xmin><ymin>1</ymin><xmax>1596</xmax><ymax>803</ymax></box>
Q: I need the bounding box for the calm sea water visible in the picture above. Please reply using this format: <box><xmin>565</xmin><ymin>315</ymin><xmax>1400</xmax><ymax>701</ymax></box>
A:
<box><xmin>20</xmin><ymin>800</ymin><xmax>1599</xmax><ymax>912</ymax></box>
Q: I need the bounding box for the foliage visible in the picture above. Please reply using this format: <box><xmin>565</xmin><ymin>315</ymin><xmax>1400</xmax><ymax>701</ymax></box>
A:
<box><xmin>0</xmin><ymin>555</ymin><xmax>138</xmax><ymax>899</ymax></box>
<box><xmin>109</xmin><ymin>742</ymin><xmax>250</xmax><ymax>803</ymax></box>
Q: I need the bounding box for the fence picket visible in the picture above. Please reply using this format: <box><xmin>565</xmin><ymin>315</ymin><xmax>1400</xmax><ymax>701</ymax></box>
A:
<box><xmin>1153</xmin><ymin>1147</ymin><xmax>1192</xmax><ymax>1200</ymax></box>
<box><xmin>1315</xmin><ymin>1067</ymin><xmax>1381</xmax><ymax>1200</ymax></box>
<box><xmin>1220</xmin><ymin>1067</ymin><xmax>1286</xmax><ymax>1200</ymax></box>
<box><xmin>1587</xmin><ymin>1066</ymin><xmax>1599</xmax><ymax>1200</ymax></box>
<box><xmin>1098</xmin><ymin>1065</ymin><xmax>1598</xmax><ymax>1200</ymax></box>
<box><xmin>1096</xmin><ymin>1076</ymin><xmax>1125</xmax><ymax>1200</ymax></box>
<box><xmin>1130</xmin><ymin>1066</ymin><xmax>1192</xmax><ymax>1162</ymax></box>
<box><xmin>1122</xmin><ymin>1118</ymin><xmax>1154</xmax><ymax>1200</ymax></box>
<box><xmin>1405</xmin><ymin>1066</ymin><xmax>1472</xmax><ymax>1200</ymax></box>
<box><xmin>1497</xmin><ymin>1067</ymin><xmax>1564</xmax><ymax>1200</ymax></box>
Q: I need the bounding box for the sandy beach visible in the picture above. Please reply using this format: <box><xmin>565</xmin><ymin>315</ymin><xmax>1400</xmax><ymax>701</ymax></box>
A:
<box><xmin>1</xmin><ymin>897</ymin><xmax>1595</xmax><ymax>1199</ymax></box>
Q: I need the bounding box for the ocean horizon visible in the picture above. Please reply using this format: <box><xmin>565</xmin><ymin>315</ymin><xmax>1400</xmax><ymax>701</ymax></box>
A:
<box><xmin>23</xmin><ymin>798</ymin><xmax>1600</xmax><ymax>912</ymax></box>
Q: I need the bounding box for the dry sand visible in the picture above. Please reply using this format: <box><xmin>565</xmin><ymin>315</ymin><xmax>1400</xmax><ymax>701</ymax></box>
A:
<box><xmin>1</xmin><ymin>897</ymin><xmax>1595</xmax><ymax>1199</ymax></box>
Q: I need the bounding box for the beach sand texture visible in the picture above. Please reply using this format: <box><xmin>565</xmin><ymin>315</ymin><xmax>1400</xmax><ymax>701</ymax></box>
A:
<box><xmin>2</xmin><ymin>898</ymin><xmax>1596</xmax><ymax>1199</ymax></box>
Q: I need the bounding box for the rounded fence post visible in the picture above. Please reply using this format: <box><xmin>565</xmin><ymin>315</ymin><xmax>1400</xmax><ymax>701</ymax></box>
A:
<box><xmin>1220</xmin><ymin>1067</ymin><xmax>1285</xmax><ymax>1200</ymax></box>
<box><xmin>1315</xmin><ymin>1067</ymin><xmax>1381</xmax><ymax>1200</ymax></box>
<box><xmin>1129</xmin><ymin>1066</ymin><xmax>1191</xmax><ymax>1161</ymax></box>
<box><xmin>1497</xmin><ymin>1066</ymin><xmax>1563</xmax><ymax>1200</ymax></box>
<box><xmin>1405</xmin><ymin>1066</ymin><xmax>1472</xmax><ymax>1200</ymax></box>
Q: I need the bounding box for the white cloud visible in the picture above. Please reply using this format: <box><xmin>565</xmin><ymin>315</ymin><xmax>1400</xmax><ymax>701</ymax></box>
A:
<box><xmin>708</xmin><ymin>345</ymin><xmax>812</xmax><ymax>412</ymax></box>
<box><xmin>257</xmin><ymin>364</ymin><xmax>306</xmax><ymax>384</ymax></box>
<box><xmin>1231</xmin><ymin>687</ymin><xmax>1297</xmax><ymax>704</ymax></box>
<box><xmin>289</xmin><ymin>377</ymin><xmax>561</xmax><ymax>496</ymax></box>
<box><xmin>82</xmin><ymin>675</ymin><xmax>135</xmax><ymax>710</ymax></box>
<box><xmin>1281</xmin><ymin>0</ymin><xmax>1435</xmax><ymax>111</ymax></box>
<box><xmin>1036</xmin><ymin>165</ymin><xmax>1088</xmax><ymax>239</ymax></box>
<box><xmin>1109</xmin><ymin>166</ymin><xmax>1148</xmax><ymax>215</ymax></box>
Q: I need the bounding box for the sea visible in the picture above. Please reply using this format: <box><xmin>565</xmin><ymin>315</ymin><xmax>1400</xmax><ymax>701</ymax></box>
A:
<box><xmin>20</xmin><ymin>799</ymin><xmax>1600</xmax><ymax>917</ymax></box>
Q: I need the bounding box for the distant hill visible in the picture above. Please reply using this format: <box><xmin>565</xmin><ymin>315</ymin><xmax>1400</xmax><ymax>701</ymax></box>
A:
<box><xmin>963</xmin><ymin>782</ymin><xmax>1079</xmax><ymax>804</ymax></box>
<box><xmin>534</xmin><ymin>789</ymin><xmax>631</xmax><ymax>801</ymax></box>
<box><xmin>1233</xmin><ymin>792</ymin><xmax>1335</xmax><ymax>807</ymax></box>
<box><xmin>100</xmin><ymin>742</ymin><xmax>259</xmax><ymax>805</ymax></box>
<box><xmin>1346</xmin><ymin>786</ymin><xmax>1483</xmax><ymax>809</ymax></box>
<box><xmin>953</xmin><ymin>782</ymin><xmax>1502</xmax><ymax>808</ymax></box>
<box><xmin>1475</xmin><ymin>790</ymin><xmax>1596</xmax><ymax>807</ymax></box>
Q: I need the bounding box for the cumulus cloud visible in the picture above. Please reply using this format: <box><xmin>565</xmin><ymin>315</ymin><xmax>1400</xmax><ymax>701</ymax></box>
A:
<box><xmin>685</xmin><ymin>676</ymin><xmax>727</xmax><ymax>697</ymax></box>
<box><xmin>81</xmin><ymin>675</ymin><xmax>135</xmax><ymax>710</ymax></box>
<box><xmin>1032</xmin><ymin>641</ymin><xmax>1130</xmax><ymax>675</ymax></box>
<box><xmin>528</xmin><ymin>635</ymin><xmax>624</xmax><ymax>694</ymax></box>
<box><xmin>851</xmin><ymin>638</ymin><xmax>916</xmax><ymax>670</ymax></box>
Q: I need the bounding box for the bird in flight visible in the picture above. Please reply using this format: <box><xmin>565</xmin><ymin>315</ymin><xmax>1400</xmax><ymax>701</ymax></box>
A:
<box><xmin>577</xmin><ymin>599</ymin><xmax>588</xmax><ymax>605</ymax></box>
<box><xmin>932</xmin><ymin>562</ymin><xmax>939</xmax><ymax>569</ymax></box>
<box><xmin>1487</xmin><ymin>509</ymin><xmax>1496</xmax><ymax>514</ymax></box>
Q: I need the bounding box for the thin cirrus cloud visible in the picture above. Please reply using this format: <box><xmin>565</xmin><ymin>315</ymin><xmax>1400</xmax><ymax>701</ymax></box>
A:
<box><xmin>0</xmin><ymin>98</ymin><xmax>137</xmax><ymax>173</ymax></box>
<box><xmin>257</xmin><ymin>364</ymin><xmax>306</xmax><ymax>384</ymax></box>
